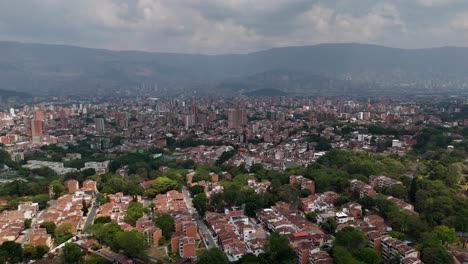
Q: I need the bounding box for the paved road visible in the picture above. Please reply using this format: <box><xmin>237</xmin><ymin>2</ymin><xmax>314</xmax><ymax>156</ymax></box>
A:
<box><xmin>21</xmin><ymin>200</ymin><xmax>55</xmax><ymax>246</ymax></box>
<box><xmin>84</xmin><ymin>202</ymin><xmax>98</xmax><ymax>229</ymax></box>
<box><xmin>181</xmin><ymin>187</ymin><xmax>217</xmax><ymax>249</ymax></box>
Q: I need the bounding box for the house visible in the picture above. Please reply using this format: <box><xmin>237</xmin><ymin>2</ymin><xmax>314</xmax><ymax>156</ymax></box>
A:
<box><xmin>369</xmin><ymin>175</ymin><xmax>402</xmax><ymax>188</ymax></box>
<box><xmin>29</xmin><ymin>228</ymin><xmax>53</xmax><ymax>248</ymax></box>
<box><xmin>65</xmin><ymin>180</ymin><xmax>79</xmax><ymax>194</ymax></box>
<box><xmin>139</xmin><ymin>179</ymin><xmax>157</xmax><ymax>191</ymax></box>
<box><xmin>350</xmin><ymin>179</ymin><xmax>376</xmax><ymax>198</ymax></box>
<box><xmin>135</xmin><ymin>217</ymin><xmax>162</xmax><ymax>247</ymax></box>
<box><xmin>381</xmin><ymin>236</ymin><xmax>421</xmax><ymax>262</ymax></box>
<box><xmin>171</xmin><ymin>234</ymin><xmax>196</xmax><ymax>258</ymax></box>
<box><xmin>387</xmin><ymin>196</ymin><xmax>414</xmax><ymax>212</ymax></box>
<box><xmin>290</xmin><ymin>175</ymin><xmax>315</xmax><ymax>194</ymax></box>
<box><xmin>18</xmin><ymin>202</ymin><xmax>39</xmax><ymax>219</ymax></box>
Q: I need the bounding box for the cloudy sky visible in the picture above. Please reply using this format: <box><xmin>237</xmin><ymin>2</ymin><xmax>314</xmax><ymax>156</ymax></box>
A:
<box><xmin>1</xmin><ymin>0</ymin><xmax>468</xmax><ymax>54</ymax></box>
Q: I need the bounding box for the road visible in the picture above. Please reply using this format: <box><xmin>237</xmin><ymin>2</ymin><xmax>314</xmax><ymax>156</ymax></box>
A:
<box><xmin>21</xmin><ymin>200</ymin><xmax>55</xmax><ymax>246</ymax></box>
<box><xmin>181</xmin><ymin>187</ymin><xmax>217</xmax><ymax>249</ymax></box>
<box><xmin>84</xmin><ymin>202</ymin><xmax>98</xmax><ymax>229</ymax></box>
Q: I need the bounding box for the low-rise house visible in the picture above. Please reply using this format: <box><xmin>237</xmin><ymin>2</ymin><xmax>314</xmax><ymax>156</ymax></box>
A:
<box><xmin>369</xmin><ymin>175</ymin><xmax>402</xmax><ymax>188</ymax></box>
<box><xmin>136</xmin><ymin>217</ymin><xmax>162</xmax><ymax>247</ymax></box>
<box><xmin>290</xmin><ymin>175</ymin><xmax>315</xmax><ymax>194</ymax></box>
<box><xmin>350</xmin><ymin>179</ymin><xmax>376</xmax><ymax>198</ymax></box>
<box><xmin>381</xmin><ymin>236</ymin><xmax>421</xmax><ymax>263</ymax></box>
<box><xmin>29</xmin><ymin>228</ymin><xmax>53</xmax><ymax>248</ymax></box>
<box><xmin>171</xmin><ymin>234</ymin><xmax>196</xmax><ymax>258</ymax></box>
<box><xmin>387</xmin><ymin>196</ymin><xmax>414</xmax><ymax>212</ymax></box>
<box><xmin>18</xmin><ymin>201</ymin><xmax>39</xmax><ymax>219</ymax></box>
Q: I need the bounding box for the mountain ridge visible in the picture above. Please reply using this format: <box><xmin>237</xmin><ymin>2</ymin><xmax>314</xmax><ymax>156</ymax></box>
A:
<box><xmin>1</xmin><ymin>41</ymin><xmax>468</xmax><ymax>96</ymax></box>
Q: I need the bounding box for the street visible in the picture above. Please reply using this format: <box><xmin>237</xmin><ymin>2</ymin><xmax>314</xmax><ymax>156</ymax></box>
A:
<box><xmin>181</xmin><ymin>187</ymin><xmax>218</xmax><ymax>249</ymax></box>
<box><xmin>21</xmin><ymin>200</ymin><xmax>55</xmax><ymax>246</ymax></box>
<box><xmin>84</xmin><ymin>202</ymin><xmax>98</xmax><ymax>229</ymax></box>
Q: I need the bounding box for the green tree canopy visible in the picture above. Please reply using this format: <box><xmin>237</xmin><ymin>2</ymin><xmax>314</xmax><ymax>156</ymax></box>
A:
<box><xmin>154</xmin><ymin>213</ymin><xmax>175</xmax><ymax>239</ymax></box>
<box><xmin>198</xmin><ymin>248</ymin><xmax>229</xmax><ymax>264</ymax></box>
<box><xmin>334</xmin><ymin>227</ymin><xmax>367</xmax><ymax>254</ymax></box>
<box><xmin>193</xmin><ymin>193</ymin><xmax>208</xmax><ymax>217</ymax></box>
<box><xmin>0</xmin><ymin>241</ymin><xmax>23</xmax><ymax>263</ymax></box>
<box><xmin>432</xmin><ymin>225</ymin><xmax>457</xmax><ymax>246</ymax></box>
<box><xmin>124</xmin><ymin>201</ymin><xmax>144</xmax><ymax>226</ymax></box>
<box><xmin>114</xmin><ymin>230</ymin><xmax>147</xmax><ymax>258</ymax></box>
<box><xmin>61</xmin><ymin>243</ymin><xmax>82</xmax><ymax>264</ymax></box>
<box><xmin>263</xmin><ymin>232</ymin><xmax>295</xmax><ymax>264</ymax></box>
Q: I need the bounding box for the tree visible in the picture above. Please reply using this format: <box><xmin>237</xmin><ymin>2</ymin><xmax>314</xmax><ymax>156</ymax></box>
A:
<box><xmin>432</xmin><ymin>225</ymin><xmax>457</xmax><ymax>247</ymax></box>
<box><xmin>87</xmin><ymin>222</ymin><xmax>121</xmax><ymax>246</ymax></box>
<box><xmin>305</xmin><ymin>212</ymin><xmax>317</xmax><ymax>223</ymax></box>
<box><xmin>409</xmin><ymin>177</ymin><xmax>418</xmax><ymax>203</ymax></box>
<box><xmin>421</xmin><ymin>247</ymin><xmax>454</xmax><ymax>264</ymax></box>
<box><xmin>24</xmin><ymin>218</ymin><xmax>32</xmax><ymax>229</ymax></box>
<box><xmin>198</xmin><ymin>248</ymin><xmax>229</xmax><ymax>264</ymax></box>
<box><xmin>85</xmin><ymin>255</ymin><xmax>112</xmax><ymax>264</ymax></box>
<box><xmin>190</xmin><ymin>185</ymin><xmax>205</xmax><ymax>195</ymax></box>
<box><xmin>50</xmin><ymin>180</ymin><xmax>65</xmax><ymax>199</ymax></box>
<box><xmin>40</xmin><ymin>222</ymin><xmax>57</xmax><ymax>236</ymax></box>
<box><xmin>32</xmin><ymin>194</ymin><xmax>50</xmax><ymax>209</ymax></box>
<box><xmin>124</xmin><ymin>201</ymin><xmax>144</xmax><ymax>226</ymax></box>
<box><xmin>239</xmin><ymin>253</ymin><xmax>261</xmax><ymax>264</ymax></box>
<box><xmin>55</xmin><ymin>223</ymin><xmax>74</xmax><ymax>238</ymax></box>
<box><xmin>389</xmin><ymin>231</ymin><xmax>406</xmax><ymax>240</ymax></box>
<box><xmin>0</xmin><ymin>241</ymin><xmax>23</xmax><ymax>263</ymax></box>
<box><xmin>94</xmin><ymin>216</ymin><xmax>112</xmax><ymax>224</ymax></box>
<box><xmin>83</xmin><ymin>168</ymin><xmax>96</xmax><ymax>177</ymax></box>
<box><xmin>154</xmin><ymin>213</ymin><xmax>175</xmax><ymax>239</ymax></box>
<box><xmin>315</xmin><ymin>138</ymin><xmax>332</xmax><ymax>151</ymax></box>
<box><xmin>114</xmin><ymin>230</ymin><xmax>147</xmax><ymax>258</ymax></box>
<box><xmin>263</xmin><ymin>232</ymin><xmax>295</xmax><ymax>264</ymax></box>
<box><xmin>384</xmin><ymin>184</ymin><xmax>408</xmax><ymax>200</ymax></box>
<box><xmin>35</xmin><ymin>245</ymin><xmax>49</xmax><ymax>259</ymax></box>
<box><xmin>334</xmin><ymin>227</ymin><xmax>367</xmax><ymax>254</ymax></box>
<box><xmin>193</xmin><ymin>193</ymin><xmax>208</xmax><ymax>217</ymax></box>
<box><xmin>23</xmin><ymin>244</ymin><xmax>36</xmax><ymax>260</ymax></box>
<box><xmin>357</xmin><ymin>247</ymin><xmax>382</xmax><ymax>264</ymax></box>
<box><xmin>148</xmin><ymin>177</ymin><xmax>178</xmax><ymax>195</ymax></box>
<box><xmin>61</xmin><ymin>243</ymin><xmax>82</xmax><ymax>264</ymax></box>
<box><xmin>82</xmin><ymin>199</ymin><xmax>89</xmax><ymax>216</ymax></box>
<box><xmin>320</xmin><ymin>219</ymin><xmax>337</xmax><ymax>234</ymax></box>
<box><xmin>332</xmin><ymin>246</ymin><xmax>359</xmax><ymax>264</ymax></box>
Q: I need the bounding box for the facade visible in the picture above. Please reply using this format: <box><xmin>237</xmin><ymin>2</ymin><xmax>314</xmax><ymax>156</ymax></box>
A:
<box><xmin>31</xmin><ymin>119</ymin><xmax>43</xmax><ymax>142</ymax></box>
<box><xmin>228</xmin><ymin>109</ymin><xmax>247</xmax><ymax>129</ymax></box>
<box><xmin>94</xmin><ymin>118</ymin><xmax>105</xmax><ymax>132</ymax></box>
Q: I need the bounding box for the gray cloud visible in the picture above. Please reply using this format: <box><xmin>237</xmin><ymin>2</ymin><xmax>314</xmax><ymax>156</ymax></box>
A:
<box><xmin>0</xmin><ymin>0</ymin><xmax>468</xmax><ymax>54</ymax></box>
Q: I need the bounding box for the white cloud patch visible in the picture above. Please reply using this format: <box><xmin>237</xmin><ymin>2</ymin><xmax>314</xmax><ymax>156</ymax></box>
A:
<box><xmin>0</xmin><ymin>0</ymin><xmax>464</xmax><ymax>53</ymax></box>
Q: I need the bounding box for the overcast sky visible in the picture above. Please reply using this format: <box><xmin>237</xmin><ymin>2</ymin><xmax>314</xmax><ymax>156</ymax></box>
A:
<box><xmin>1</xmin><ymin>0</ymin><xmax>468</xmax><ymax>54</ymax></box>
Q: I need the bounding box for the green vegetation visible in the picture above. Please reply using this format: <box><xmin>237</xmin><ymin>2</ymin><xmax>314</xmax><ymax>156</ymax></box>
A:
<box><xmin>193</xmin><ymin>193</ymin><xmax>208</xmax><ymax>217</ymax></box>
<box><xmin>87</xmin><ymin>221</ymin><xmax>147</xmax><ymax>259</ymax></box>
<box><xmin>114</xmin><ymin>230</ymin><xmax>147</xmax><ymax>258</ymax></box>
<box><xmin>333</xmin><ymin>227</ymin><xmax>382</xmax><ymax>264</ymax></box>
<box><xmin>23</xmin><ymin>244</ymin><xmax>49</xmax><ymax>260</ymax></box>
<box><xmin>124</xmin><ymin>201</ymin><xmax>145</xmax><ymax>226</ymax></box>
<box><xmin>154</xmin><ymin>213</ymin><xmax>175</xmax><ymax>240</ymax></box>
<box><xmin>144</xmin><ymin>177</ymin><xmax>179</xmax><ymax>197</ymax></box>
<box><xmin>61</xmin><ymin>243</ymin><xmax>83</xmax><ymax>264</ymax></box>
<box><xmin>262</xmin><ymin>232</ymin><xmax>296</xmax><ymax>264</ymax></box>
<box><xmin>198</xmin><ymin>248</ymin><xmax>229</xmax><ymax>264</ymax></box>
<box><xmin>0</xmin><ymin>241</ymin><xmax>23</xmax><ymax>263</ymax></box>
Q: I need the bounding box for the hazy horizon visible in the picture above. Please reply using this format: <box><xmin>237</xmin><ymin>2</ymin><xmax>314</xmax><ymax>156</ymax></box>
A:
<box><xmin>3</xmin><ymin>40</ymin><xmax>468</xmax><ymax>56</ymax></box>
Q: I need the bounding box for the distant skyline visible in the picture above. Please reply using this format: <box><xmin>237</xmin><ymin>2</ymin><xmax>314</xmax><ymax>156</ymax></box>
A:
<box><xmin>2</xmin><ymin>0</ymin><xmax>468</xmax><ymax>54</ymax></box>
